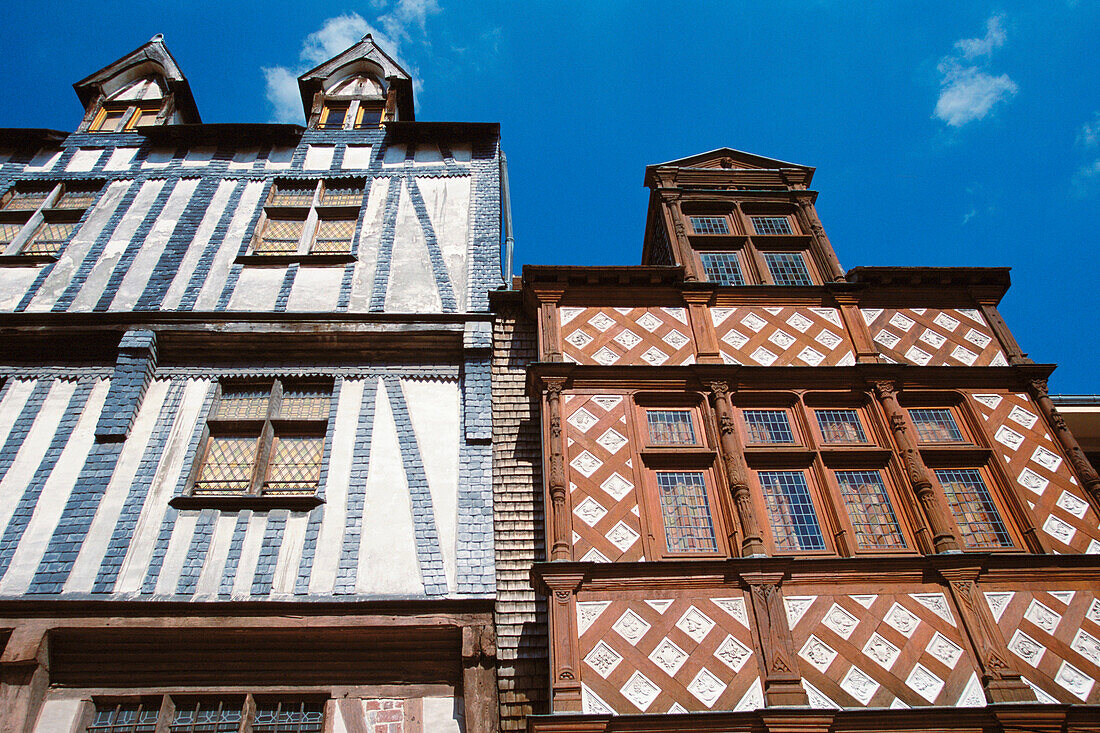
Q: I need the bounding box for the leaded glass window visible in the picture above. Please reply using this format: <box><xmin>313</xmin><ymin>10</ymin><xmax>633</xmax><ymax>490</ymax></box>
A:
<box><xmin>910</xmin><ymin>408</ymin><xmax>965</xmax><ymax>443</ymax></box>
<box><xmin>88</xmin><ymin>702</ymin><xmax>159</xmax><ymax>733</ymax></box>
<box><xmin>689</xmin><ymin>216</ymin><xmax>729</xmax><ymax>235</ymax></box>
<box><xmin>764</xmin><ymin>252</ymin><xmax>813</xmax><ymax>286</ymax></box>
<box><xmin>311</xmin><ymin>218</ymin><xmax>356</xmax><ymax>253</ymax></box>
<box><xmin>751</xmin><ymin>216</ymin><xmax>793</xmax><ymax>236</ymax></box>
<box><xmin>264</xmin><ymin>436</ymin><xmax>325</xmax><ymax>494</ymax></box>
<box><xmin>256</xmin><ymin>219</ymin><xmax>304</xmax><ymax>254</ymax></box>
<box><xmin>656</xmin><ymin>472</ymin><xmax>718</xmax><ymax>553</ymax></box>
<box><xmin>759</xmin><ymin>470</ymin><xmax>826</xmax><ymax>551</ymax></box>
<box><xmin>170</xmin><ymin>701</ymin><xmax>243</xmax><ymax>733</ymax></box>
<box><xmin>253</xmin><ymin>701</ymin><xmax>325</xmax><ymax>732</ymax></box>
<box><xmin>195</xmin><ymin>436</ymin><xmax>259</xmax><ymax>494</ymax></box>
<box><xmin>23</xmin><ymin>221</ymin><xmax>75</xmax><ymax>255</ymax></box>
<box><xmin>646</xmin><ymin>410</ymin><xmax>696</xmax><ymax>445</ymax></box>
<box><xmin>0</xmin><ymin>222</ymin><xmax>22</xmax><ymax>247</ymax></box>
<box><xmin>4</xmin><ymin>188</ymin><xmax>50</xmax><ymax>210</ymax></box>
<box><xmin>835</xmin><ymin>470</ymin><xmax>906</xmax><ymax>549</ymax></box>
<box><xmin>815</xmin><ymin>409</ymin><xmax>867</xmax><ymax>444</ymax></box>
<box><xmin>322</xmin><ymin>183</ymin><xmax>364</xmax><ymax>206</ymax></box>
<box><xmin>269</xmin><ymin>183</ymin><xmax>316</xmax><ymax>208</ymax></box>
<box><xmin>700</xmin><ymin>252</ymin><xmax>745</xmax><ymax>286</ymax></box>
<box><xmin>743</xmin><ymin>410</ymin><xmax>795</xmax><ymax>444</ymax></box>
<box><xmin>935</xmin><ymin>469</ymin><xmax>1012</xmax><ymax>548</ymax></box>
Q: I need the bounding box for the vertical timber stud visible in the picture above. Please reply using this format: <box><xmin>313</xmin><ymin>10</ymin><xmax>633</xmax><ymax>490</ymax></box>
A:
<box><xmin>544</xmin><ymin>377</ymin><xmax>572</xmax><ymax>561</ymax></box>
<box><xmin>834</xmin><ymin>293</ymin><xmax>879</xmax><ymax>364</ymax></box>
<box><xmin>534</xmin><ymin>287</ymin><xmax>566</xmax><ymax>362</ymax></box>
<box><xmin>1029</xmin><ymin>378</ymin><xmax>1100</xmax><ymax>506</ymax></box>
<box><xmin>740</xmin><ymin>572</ymin><xmax>808</xmax><ymax>706</ymax></box>
<box><xmin>461</xmin><ymin>624</ymin><xmax>499</xmax><ymax>733</ymax></box>
<box><xmin>977</xmin><ymin>300</ymin><xmax>1032</xmax><ymax>366</ymax></box>
<box><xmin>708</xmin><ymin>381</ymin><xmax>767</xmax><ymax>556</ymax></box>
<box><xmin>794</xmin><ymin>195</ymin><xmax>845</xmax><ymax>282</ymax></box>
<box><xmin>937</xmin><ymin>568</ymin><xmax>1036</xmax><ymax>703</ymax></box>
<box><xmin>684</xmin><ymin>290</ymin><xmax>721</xmax><ymax>364</ymax></box>
<box><xmin>871</xmin><ymin>380</ymin><xmax>962</xmax><ymax>554</ymax></box>
<box><xmin>542</xmin><ymin>572</ymin><xmax>585</xmax><ymax>712</ymax></box>
<box><xmin>0</xmin><ymin>624</ymin><xmax>49</xmax><ymax>733</ymax></box>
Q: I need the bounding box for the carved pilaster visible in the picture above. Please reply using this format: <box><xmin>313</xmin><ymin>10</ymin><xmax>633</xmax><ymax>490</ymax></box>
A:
<box><xmin>978</xmin><ymin>302</ymin><xmax>1032</xmax><ymax>365</ymax></box>
<box><xmin>544</xmin><ymin>378</ymin><xmax>572</xmax><ymax>561</ymax></box>
<box><xmin>871</xmin><ymin>380</ymin><xmax>961</xmax><ymax>554</ymax></box>
<box><xmin>938</xmin><ymin>568</ymin><xmax>1035</xmax><ymax>703</ymax></box>
<box><xmin>683</xmin><ymin>291</ymin><xmax>720</xmax><ymax>363</ymax></box>
<box><xmin>740</xmin><ymin>572</ymin><xmax>808</xmax><ymax>706</ymax></box>
<box><xmin>543</xmin><ymin>573</ymin><xmax>586</xmax><ymax>712</ymax></box>
<box><xmin>709</xmin><ymin>382</ymin><xmax>767</xmax><ymax>557</ymax></box>
<box><xmin>661</xmin><ymin>192</ymin><xmax>700</xmax><ymax>281</ymax></box>
<box><xmin>533</xmin><ymin>288</ymin><xmax>566</xmax><ymax>362</ymax></box>
<box><xmin>794</xmin><ymin>199</ymin><xmax>845</xmax><ymax>282</ymax></box>
<box><xmin>833</xmin><ymin>294</ymin><xmax>879</xmax><ymax>364</ymax></box>
<box><xmin>1028</xmin><ymin>378</ymin><xmax>1100</xmax><ymax>505</ymax></box>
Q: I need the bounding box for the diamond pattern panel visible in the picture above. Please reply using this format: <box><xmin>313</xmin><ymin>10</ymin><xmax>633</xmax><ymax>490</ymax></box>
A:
<box><xmin>560</xmin><ymin>307</ymin><xmax>696</xmax><ymax>366</ymax></box>
<box><xmin>986</xmin><ymin>587</ymin><xmax>1100</xmax><ymax>703</ymax></box>
<box><xmin>967</xmin><ymin>389</ymin><xmax>1100</xmax><ymax>553</ymax></box>
<box><xmin>565</xmin><ymin>393</ymin><xmax>644</xmax><ymax>562</ymax></box>
<box><xmin>710</xmin><ymin>306</ymin><xmax>854</xmax><ymax>366</ymax></box>
<box><xmin>785</xmin><ymin>589</ymin><xmax>981</xmax><ymax>708</ymax></box>
<box><xmin>861</xmin><ymin>308</ymin><xmax>1007</xmax><ymax>367</ymax></box>
<box><xmin>577</xmin><ymin>592</ymin><xmax>760</xmax><ymax>714</ymax></box>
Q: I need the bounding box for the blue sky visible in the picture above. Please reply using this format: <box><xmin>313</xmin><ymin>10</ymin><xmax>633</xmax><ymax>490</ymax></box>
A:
<box><xmin>1</xmin><ymin>1</ymin><xmax>1097</xmax><ymax>391</ymax></box>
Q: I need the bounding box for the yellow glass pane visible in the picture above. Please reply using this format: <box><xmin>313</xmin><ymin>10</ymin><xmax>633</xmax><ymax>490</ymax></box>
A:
<box><xmin>4</xmin><ymin>189</ymin><xmax>49</xmax><ymax>210</ymax></box>
<box><xmin>255</xmin><ymin>219</ymin><xmax>303</xmax><ymax>254</ymax></box>
<box><xmin>281</xmin><ymin>386</ymin><xmax>330</xmax><ymax>420</ymax></box>
<box><xmin>22</xmin><ymin>222</ymin><xmax>74</xmax><ymax>255</ymax></box>
<box><xmin>214</xmin><ymin>387</ymin><xmax>271</xmax><ymax>419</ymax></box>
<box><xmin>195</xmin><ymin>436</ymin><xmax>257</xmax><ymax>493</ymax></box>
<box><xmin>0</xmin><ymin>222</ymin><xmax>22</xmax><ymax>246</ymax></box>
<box><xmin>269</xmin><ymin>185</ymin><xmax>315</xmax><ymax>207</ymax></box>
<box><xmin>263</xmin><ymin>436</ymin><xmax>323</xmax><ymax>493</ymax></box>
<box><xmin>322</xmin><ymin>185</ymin><xmax>363</xmax><ymax>206</ymax></box>
<box><xmin>311</xmin><ymin>219</ymin><xmax>355</xmax><ymax>253</ymax></box>
<box><xmin>56</xmin><ymin>189</ymin><xmax>98</xmax><ymax>209</ymax></box>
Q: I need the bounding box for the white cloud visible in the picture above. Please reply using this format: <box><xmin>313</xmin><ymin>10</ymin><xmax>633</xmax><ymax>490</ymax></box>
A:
<box><xmin>934</xmin><ymin>15</ymin><xmax>1017</xmax><ymax>127</ymax></box>
<box><xmin>1077</xmin><ymin>112</ymin><xmax>1100</xmax><ymax>148</ymax></box>
<box><xmin>262</xmin><ymin>4</ymin><xmax>440</xmax><ymax>122</ymax></box>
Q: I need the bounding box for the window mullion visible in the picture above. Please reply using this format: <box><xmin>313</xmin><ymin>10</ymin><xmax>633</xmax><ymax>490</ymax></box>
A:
<box><xmin>241</xmin><ymin>694</ymin><xmax>256</xmax><ymax>733</ymax></box>
<box><xmin>154</xmin><ymin>695</ymin><xmax>173</xmax><ymax>733</ymax></box>
<box><xmin>252</xmin><ymin>421</ymin><xmax>275</xmax><ymax>495</ymax></box>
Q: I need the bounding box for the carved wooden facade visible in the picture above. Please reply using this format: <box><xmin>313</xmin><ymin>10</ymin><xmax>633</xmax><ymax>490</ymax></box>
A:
<box><xmin>517</xmin><ymin>149</ymin><xmax>1100</xmax><ymax>731</ymax></box>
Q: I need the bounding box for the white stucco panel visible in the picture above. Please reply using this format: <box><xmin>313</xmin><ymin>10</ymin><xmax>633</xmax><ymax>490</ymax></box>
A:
<box><xmin>386</xmin><ymin>182</ymin><xmax>442</xmax><ymax>313</ymax></box>
<box><xmin>304</xmin><ymin>145</ymin><xmax>335</xmax><ymax>170</ymax></box>
<box><xmin>343</xmin><ymin>145</ymin><xmax>372</xmax><ymax>169</ymax></box>
<box><xmin>227</xmin><ymin>266</ymin><xmax>284</xmax><ymax>311</ymax></box>
<box><xmin>66</xmin><ymin>148</ymin><xmax>103</xmax><ymax>172</ymax></box>
<box><xmin>191</xmin><ymin>180</ymin><xmax>265</xmax><ymax>310</ymax></box>
<box><xmin>0</xmin><ymin>266</ymin><xmax>42</xmax><ymax>311</ymax></box>
<box><xmin>158</xmin><ymin>179</ymin><xmax>237</xmax><ymax>310</ymax></box>
<box><xmin>286</xmin><ymin>266</ymin><xmax>343</xmax><ymax>311</ymax></box>
<box><xmin>417</xmin><ymin>176</ymin><xmax>470</xmax><ymax>311</ymax></box>
<box><xmin>346</xmin><ymin>178</ymin><xmax>390</xmax><ymax>312</ymax></box>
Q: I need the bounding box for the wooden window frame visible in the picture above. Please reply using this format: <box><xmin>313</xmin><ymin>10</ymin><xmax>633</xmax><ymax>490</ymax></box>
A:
<box><xmin>85</xmin><ymin>694</ymin><xmax>326</xmax><ymax>733</ymax></box>
<box><xmin>930</xmin><ymin>464</ymin><xmax>1020</xmax><ymax>551</ymax></box>
<box><xmin>751</xmin><ymin>466</ymin><xmax>834</xmax><ymax>556</ymax></box>
<box><xmin>0</xmin><ymin>181</ymin><xmax>101</xmax><ymax>261</ymax></box>
<box><xmin>354</xmin><ymin>103</ymin><xmax>384</xmax><ymax>129</ymax></box>
<box><xmin>738</xmin><ymin>405</ymin><xmax>803</xmax><ymax>447</ymax></box>
<box><xmin>245</xmin><ymin>180</ymin><xmax>362</xmax><ymax>263</ymax></box>
<box><xmin>91</xmin><ymin>101</ymin><xmax>162</xmax><ymax>132</ymax></box>
<box><xmin>318</xmin><ymin>102</ymin><xmax>350</xmax><ymax>130</ymax></box>
<box><xmin>811</xmin><ymin>406</ymin><xmax>872</xmax><ymax>447</ymax></box>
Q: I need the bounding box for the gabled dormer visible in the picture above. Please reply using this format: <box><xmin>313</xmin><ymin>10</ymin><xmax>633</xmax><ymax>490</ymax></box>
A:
<box><xmin>641</xmin><ymin>148</ymin><xmax>846</xmax><ymax>285</ymax></box>
<box><xmin>297</xmin><ymin>34</ymin><xmax>414</xmax><ymax>130</ymax></box>
<box><xmin>73</xmin><ymin>34</ymin><xmax>200</xmax><ymax>132</ymax></box>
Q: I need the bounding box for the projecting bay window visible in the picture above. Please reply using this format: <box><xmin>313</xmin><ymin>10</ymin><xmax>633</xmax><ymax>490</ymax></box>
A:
<box><xmin>762</xmin><ymin>251</ymin><xmax>813</xmax><ymax>286</ymax></box>
<box><xmin>185</xmin><ymin>380</ymin><xmax>330</xmax><ymax>507</ymax></box>
<box><xmin>247</xmin><ymin>179</ymin><xmax>363</xmax><ymax>260</ymax></box>
<box><xmin>699</xmin><ymin>251</ymin><xmax>745</xmax><ymax>286</ymax></box>
<box><xmin>90</xmin><ymin>698</ymin><xmax>323</xmax><ymax>733</ymax></box>
<box><xmin>0</xmin><ymin>181</ymin><xmax>100</xmax><ymax>259</ymax></box>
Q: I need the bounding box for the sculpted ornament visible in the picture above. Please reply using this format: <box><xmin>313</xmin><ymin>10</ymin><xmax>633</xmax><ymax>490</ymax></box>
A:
<box><xmin>872</xmin><ymin>380</ymin><xmax>897</xmax><ymax>400</ymax></box>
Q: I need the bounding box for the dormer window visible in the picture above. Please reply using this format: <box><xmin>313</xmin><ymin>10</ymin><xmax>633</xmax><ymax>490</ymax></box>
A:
<box><xmin>318</xmin><ymin>102</ymin><xmax>349</xmax><ymax>129</ymax></box>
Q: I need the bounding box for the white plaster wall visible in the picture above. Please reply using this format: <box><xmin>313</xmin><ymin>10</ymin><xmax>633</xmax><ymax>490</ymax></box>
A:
<box><xmin>66</xmin><ymin>148</ymin><xmax>103</xmax><ymax>172</ymax></box>
<box><xmin>418</xmin><ymin>177</ymin><xmax>470</xmax><ymax>311</ymax></box>
<box><xmin>110</xmin><ymin>177</ymin><xmax>201</xmax><ymax>311</ymax></box>
<box><xmin>343</xmin><ymin>145</ymin><xmax>372</xmax><ymax>169</ymax></box>
<box><xmin>267</xmin><ymin>147</ymin><xmax>294</xmax><ymax>169</ymax></box>
<box><xmin>0</xmin><ymin>267</ymin><xmax>41</xmax><ymax>311</ymax></box>
<box><xmin>270</xmin><ymin>510</ymin><xmax>309</xmax><ymax>596</ymax></box>
<box><xmin>32</xmin><ymin>698</ymin><xmax>82</xmax><ymax>733</ymax></box>
<box><xmin>346</xmin><ymin>179</ymin><xmax>390</xmax><ymax>312</ymax></box>
<box><xmin>402</xmin><ymin>379</ymin><xmax>459</xmax><ymax>593</ymax></box>
<box><xmin>230</xmin><ymin>510</ymin><xmax>268</xmax><ymax>598</ymax></box>
<box><xmin>65</xmin><ymin>179</ymin><xmax>167</xmax><ymax>311</ymax></box>
<box><xmin>423</xmin><ymin>696</ymin><xmax>465</xmax><ymax>733</ymax></box>
<box><xmin>104</xmin><ymin>147</ymin><xmax>138</xmax><ymax>171</ymax></box>
<box><xmin>227</xmin><ymin>267</ymin><xmax>284</xmax><ymax>311</ymax></box>
<box><xmin>304</xmin><ymin>145</ymin><xmax>335</xmax><ymax>170</ymax></box>
<box><xmin>0</xmin><ymin>378</ymin><xmax>109</xmax><ymax>595</ymax></box>
<box><xmin>386</xmin><ymin>183</ymin><xmax>442</xmax><ymax>313</ymax></box>
<box><xmin>158</xmin><ymin>179</ymin><xmax>236</xmax><ymax>310</ymax></box>
<box><xmin>450</xmin><ymin>143</ymin><xmax>472</xmax><ymax>162</ymax></box>
<box><xmin>285</xmin><ymin>266</ymin><xmax>343</xmax><ymax>311</ymax></box>
<box><xmin>23</xmin><ymin>181</ymin><xmax>130</xmax><ymax>312</ymax></box>
<box><xmin>383</xmin><ymin>144</ymin><xmax>406</xmax><ymax>166</ymax></box>
<box><xmin>152</xmin><ymin>508</ymin><xmax>199</xmax><ymax>595</ymax></box>
<box><xmin>193</xmin><ymin>510</ymin><xmax>237</xmax><ymax>598</ymax></box>
<box><xmin>0</xmin><ymin>381</ymin><xmax>36</xmax><ymax>448</ymax></box>
<box><xmin>115</xmin><ymin>379</ymin><xmax>211</xmax><ymax>594</ymax></box>
<box><xmin>358</xmin><ymin>380</ymin><xmax>422</xmax><ymax>596</ymax></box>
<box><xmin>24</xmin><ymin>149</ymin><xmax>61</xmax><ymax>172</ymax></box>
<box><xmin>182</xmin><ymin>147</ymin><xmax>216</xmax><ymax>166</ymax></box>
<box><xmin>309</xmin><ymin>378</ymin><xmax>363</xmax><ymax>595</ymax></box>
<box><xmin>191</xmin><ymin>180</ymin><xmax>265</xmax><ymax>310</ymax></box>
<box><xmin>64</xmin><ymin>379</ymin><xmax>170</xmax><ymax>594</ymax></box>
<box><xmin>412</xmin><ymin>144</ymin><xmax>443</xmax><ymax>165</ymax></box>
<box><xmin>142</xmin><ymin>148</ymin><xmax>174</xmax><ymax>168</ymax></box>
<box><xmin>0</xmin><ymin>380</ymin><xmax>77</xmax><ymax>540</ymax></box>
<box><xmin>228</xmin><ymin>148</ymin><xmax>258</xmax><ymax>170</ymax></box>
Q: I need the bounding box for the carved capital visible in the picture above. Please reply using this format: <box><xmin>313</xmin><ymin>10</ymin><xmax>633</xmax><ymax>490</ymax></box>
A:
<box><xmin>1028</xmin><ymin>378</ymin><xmax>1050</xmax><ymax>400</ymax></box>
<box><xmin>871</xmin><ymin>380</ymin><xmax>897</xmax><ymax>401</ymax></box>
<box><xmin>889</xmin><ymin>413</ymin><xmax>908</xmax><ymax>433</ymax></box>
<box><xmin>708</xmin><ymin>380</ymin><xmax>731</xmax><ymax>401</ymax></box>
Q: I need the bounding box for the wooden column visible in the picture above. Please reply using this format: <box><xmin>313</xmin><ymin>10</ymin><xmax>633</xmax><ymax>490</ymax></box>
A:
<box><xmin>660</xmin><ymin>191</ymin><xmax>700</xmax><ymax>280</ymax></box>
<box><xmin>461</xmin><ymin>624</ymin><xmax>499</xmax><ymax>733</ymax></box>
<box><xmin>833</xmin><ymin>293</ymin><xmax>879</xmax><ymax>364</ymax></box>
<box><xmin>794</xmin><ymin>198</ymin><xmax>845</xmax><ymax>282</ymax></box>
<box><xmin>0</xmin><ymin>625</ymin><xmax>48</xmax><ymax>733</ymax></box>
<box><xmin>542</xmin><ymin>573</ymin><xmax>585</xmax><ymax>712</ymax></box>
<box><xmin>708</xmin><ymin>381</ymin><xmax>767</xmax><ymax>557</ymax></box>
<box><xmin>534</xmin><ymin>288</ymin><xmax>566</xmax><ymax>362</ymax></box>
<box><xmin>977</xmin><ymin>301</ymin><xmax>1032</xmax><ymax>366</ymax></box>
<box><xmin>684</xmin><ymin>290</ymin><xmax>721</xmax><ymax>364</ymax></box>
<box><xmin>871</xmin><ymin>380</ymin><xmax>961</xmax><ymax>554</ymax></box>
<box><xmin>1028</xmin><ymin>378</ymin><xmax>1100</xmax><ymax>506</ymax></box>
<box><xmin>544</xmin><ymin>377</ymin><xmax>572</xmax><ymax>561</ymax></box>
<box><xmin>740</xmin><ymin>572</ymin><xmax>808</xmax><ymax>707</ymax></box>
<box><xmin>937</xmin><ymin>568</ymin><xmax>1036</xmax><ymax>703</ymax></box>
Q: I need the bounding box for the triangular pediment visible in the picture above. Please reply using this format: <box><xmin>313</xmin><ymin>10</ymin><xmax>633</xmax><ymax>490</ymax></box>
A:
<box><xmin>652</xmin><ymin>147</ymin><xmax>809</xmax><ymax>171</ymax></box>
<box><xmin>297</xmin><ymin>34</ymin><xmax>414</xmax><ymax>121</ymax></box>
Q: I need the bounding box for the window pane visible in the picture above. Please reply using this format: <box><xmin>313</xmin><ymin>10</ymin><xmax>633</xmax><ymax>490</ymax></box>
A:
<box><xmin>910</xmin><ymin>409</ymin><xmax>965</xmax><ymax>443</ymax></box>
<box><xmin>700</xmin><ymin>252</ymin><xmax>745</xmax><ymax>286</ymax></box>
<box><xmin>689</xmin><ymin>216</ymin><xmax>729</xmax><ymax>235</ymax></box>
<box><xmin>95</xmin><ymin>109</ymin><xmax>127</xmax><ymax>132</ymax></box>
<box><xmin>0</xmin><ymin>222</ymin><xmax>22</xmax><ymax>247</ymax></box>
<box><xmin>646</xmin><ymin>410</ymin><xmax>696</xmax><ymax>445</ymax></box>
<box><xmin>264</xmin><ymin>436</ymin><xmax>324</xmax><ymax>494</ymax></box>
<box><xmin>4</xmin><ymin>188</ymin><xmax>50</xmax><ymax>210</ymax></box>
<box><xmin>764</xmin><ymin>252</ymin><xmax>813</xmax><ymax>286</ymax></box>
<box><xmin>311</xmin><ymin>218</ymin><xmax>356</xmax><ymax>253</ymax></box>
<box><xmin>835</xmin><ymin>470</ymin><xmax>906</xmax><ymax>550</ymax></box>
<box><xmin>256</xmin><ymin>219</ymin><xmax>303</xmax><ymax>254</ymax></box>
<box><xmin>815</xmin><ymin>409</ymin><xmax>867</xmax><ymax>443</ymax></box>
<box><xmin>132</xmin><ymin>108</ymin><xmax>159</xmax><ymax>127</ymax></box>
<box><xmin>281</xmin><ymin>385</ymin><xmax>330</xmax><ymax>420</ymax></box>
<box><xmin>23</xmin><ymin>222</ymin><xmax>74</xmax><ymax>255</ymax></box>
<box><xmin>215</xmin><ymin>387</ymin><xmax>271</xmax><ymax>420</ymax></box>
<box><xmin>269</xmin><ymin>184</ymin><xmax>316</xmax><ymax>207</ymax></box>
<box><xmin>320</xmin><ymin>104</ymin><xmax>347</xmax><ymax>129</ymax></box>
<box><xmin>759</xmin><ymin>470</ymin><xmax>825</xmax><ymax>551</ymax></box>
<box><xmin>89</xmin><ymin>703</ymin><xmax>159</xmax><ymax>732</ymax></box>
<box><xmin>56</xmin><ymin>188</ymin><xmax>98</xmax><ymax>209</ymax></box>
<box><xmin>656</xmin><ymin>472</ymin><xmax>717</xmax><ymax>553</ymax></box>
<box><xmin>253</xmin><ymin>701</ymin><xmax>325</xmax><ymax>732</ymax></box>
<box><xmin>935</xmin><ymin>469</ymin><xmax>1012</xmax><ymax>548</ymax></box>
<box><xmin>743</xmin><ymin>410</ymin><xmax>794</xmax><ymax>444</ymax></box>
<box><xmin>322</xmin><ymin>183</ymin><xmax>364</xmax><ymax>206</ymax></box>
<box><xmin>751</xmin><ymin>216</ymin><xmax>793</xmax><ymax>235</ymax></box>
<box><xmin>355</xmin><ymin>106</ymin><xmax>383</xmax><ymax>128</ymax></box>
<box><xmin>195</xmin><ymin>436</ymin><xmax>258</xmax><ymax>493</ymax></box>
<box><xmin>170</xmin><ymin>701</ymin><xmax>243</xmax><ymax>733</ymax></box>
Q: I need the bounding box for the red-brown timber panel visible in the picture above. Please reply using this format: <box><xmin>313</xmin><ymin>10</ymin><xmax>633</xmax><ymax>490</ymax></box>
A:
<box><xmin>862</xmin><ymin>308</ymin><xmax>1007</xmax><ymax>367</ymax></box>
<box><xmin>709</xmin><ymin>306</ymin><xmax>855</xmax><ymax>366</ymax></box>
<box><xmin>984</xmin><ymin>585</ymin><xmax>1100</xmax><ymax>703</ymax></box>
<box><xmin>564</xmin><ymin>392</ymin><xmax>645</xmax><ymax>562</ymax></box>
<box><xmin>783</xmin><ymin>587</ymin><xmax>984</xmax><ymax>709</ymax></box>
<box><xmin>574</xmin><ymin>591</ymin><xmax>761</xmax><ymax>714</ymax></box>
<box><xmin>967</xmin><ymin>389</ymin><xmax>1100</xmax><ymax>553</ymax></box>
<box><xmin>559</xmin><ymin>307</ymin><xmax>696</xmax><ymax>367</ymax></box>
